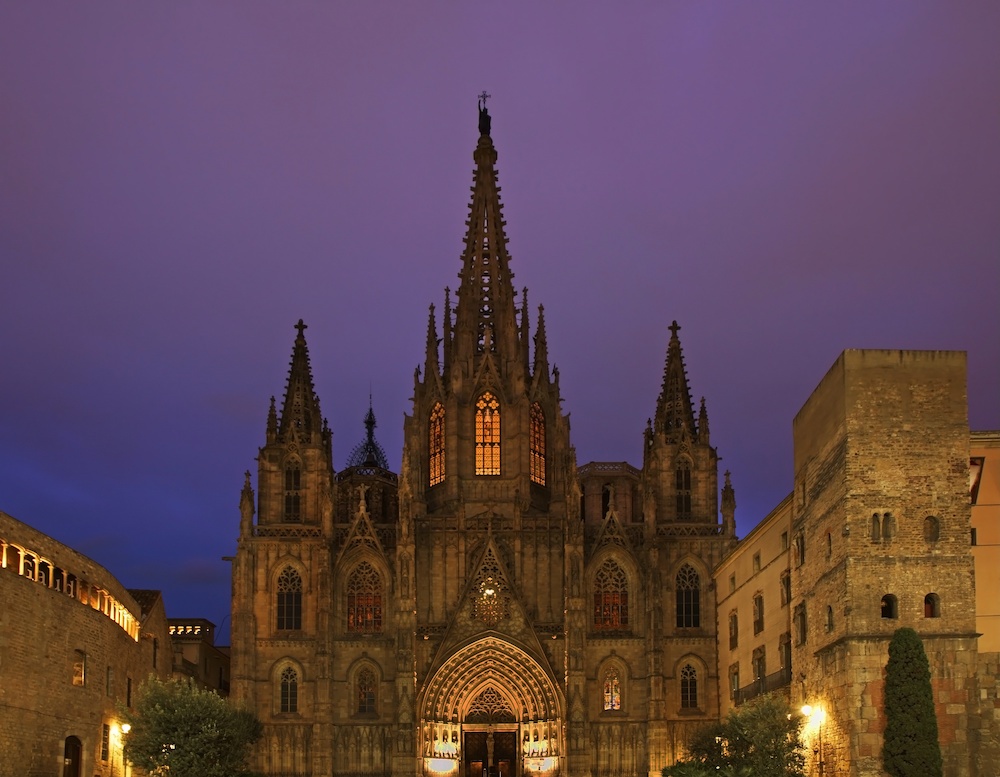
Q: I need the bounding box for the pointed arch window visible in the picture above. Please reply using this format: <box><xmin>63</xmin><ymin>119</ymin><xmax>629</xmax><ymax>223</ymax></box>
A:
<box><xmin>603</xmin><ymin>667</ymin><xmax>621</xmax><ymax>711</ymax></box>
<box><xmin>676</xmin><ymin>564</ymin><xmax>701</xmax><ymax>628</ymax></box>
<box><xmin>284</xmin><ymin>463</ymin><xmax>301</xmax><ymax>521</ymax></box>
<box><xmin>530</xmin><ymin>402</ymin><xmax>546</xmax><ymax>486</ymax></box>
<box><xmin>475</xmin><ymin>392</ymin><xmax>501</xmax><ymax>476</ymax></box>
<box><xmin>675</xmin><ymin>461</ymin><xmax>692</xmax><ymax>519</ymax></box>
<box><xmin>356</xmin><ymin>667</ymin><xmax>376</xmax><ymax>715</ymax></box>
<box><xmin>429</xmin><ymin>403</ymin><xmax>445</xmax><ymax>487</ymax></box>
<box><xmin>280</xmin><ymin>666</ymin><xmax>298</xmax><ymax>713</ymax></box>
<box><xmin>593</xmin><ymin>558</ymin><xmax>629</xmax><ymax>631</ymax></box>
<box><xmin>680</xmin><ymin>664</ymin><xmax>698</xmax><ymax>709</ymax></box>
<box><xmin>276</xmin><ymin>567</ymin><xmax>302</xmax><ymax>631</ymax></box>
<box><xmin>346</xmin><ymin>562</ymin><xmax>383</xmax><ymax>633</ymax></box>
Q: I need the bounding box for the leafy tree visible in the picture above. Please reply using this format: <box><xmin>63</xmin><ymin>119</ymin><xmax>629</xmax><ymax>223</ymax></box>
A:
<box><xmin>668</xmin><ymin>693</ymin><xmax>804</xmax><ymax>777</ymax></box>
<box><xmin>883</xmin><ymin>627</ymin><xmax>943</xmax><ymax>777</ymax></box>
<box><xmin>122</xmin><ymin>676</ymin><xmax>262</xmax><ymax>777</ymax></box>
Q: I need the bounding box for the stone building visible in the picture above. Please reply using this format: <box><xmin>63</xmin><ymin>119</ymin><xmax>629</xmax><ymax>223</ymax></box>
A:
<box><xmin>230</xmin><ymin>102</ymin><xmax>736</xmax><ymax>777</ymax></box>
<box><xmin>229</xmin><ymin>104</ymin><xmax>996</xmax><ymax>777</ymax></box>
<box><xmin>715</xmin><ymin>351</ymin><xmax>1000</xmax><ymax>777</ymax></box>
<box><xmin>0</xmin><ymin>510</ymin><xmax>172</xmax><ymax>777</ymax></box>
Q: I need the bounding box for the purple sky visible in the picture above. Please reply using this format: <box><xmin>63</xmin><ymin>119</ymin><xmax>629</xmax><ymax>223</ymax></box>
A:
<box><xmin>2</xmin><ymin>4</ymin><xmax>998</xmax><ymax>642</ymax></box>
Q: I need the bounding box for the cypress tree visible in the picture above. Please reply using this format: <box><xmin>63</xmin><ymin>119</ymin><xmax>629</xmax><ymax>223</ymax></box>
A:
<box><xmin>882</xmin><ymin>627</ymin><xmax>943</xmax><ymax>777</ymax></box>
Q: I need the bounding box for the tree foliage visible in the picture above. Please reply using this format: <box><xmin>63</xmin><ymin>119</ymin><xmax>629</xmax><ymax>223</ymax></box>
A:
<box><xmin>883</xmin><ymin>627</ymin><xmax>943</xmax><ymax>777</ymax></box>
<box><xmin>122</xmin><ymin>676</ymin><xmax>262</xmax><ymax>777</ymax></box>
<box><xmin>665</xmin><ymin>694</ymin><xmax>804</xmax><ymax>777</ymax></box>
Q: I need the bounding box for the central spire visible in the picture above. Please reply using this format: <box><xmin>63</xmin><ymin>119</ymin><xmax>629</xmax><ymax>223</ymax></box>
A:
<box><xmin>451</xmin><ymin>97</ymin><xmax>519</xmax><ymax>364</ymax></box>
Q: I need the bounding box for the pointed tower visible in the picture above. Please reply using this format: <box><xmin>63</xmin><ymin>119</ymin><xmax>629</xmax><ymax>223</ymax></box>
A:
<box><xmin>254</xmin><ymin>320</ymin><xmax>334</xmax><ymax>528</ymax></box>
<box><xmin>399</xmin><ymin>98</ymin><xmax>577</xmax><ymax>777</ymax></box>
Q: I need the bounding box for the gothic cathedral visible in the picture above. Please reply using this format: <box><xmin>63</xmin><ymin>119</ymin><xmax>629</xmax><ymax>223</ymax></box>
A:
<box><xmin>230</xmin><ymin>102</ymin><xmax>737</xmax><ymax>777</ymax></box>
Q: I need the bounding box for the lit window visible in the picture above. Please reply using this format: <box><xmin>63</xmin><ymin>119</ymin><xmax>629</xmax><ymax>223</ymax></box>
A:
<box><xmin>357</xmin><ymin>668</ymin><xmax>376</xmax><ymax>715</ymax></box>
<box><xmin>530</xmin><ymin>403</ymin><xmax>546</xmax><ymax>485</ymax></box>
<box><xmin>603</xmin><ymin>668</ymin><xmax>621</xmax><ymax>711</ymax></box>
<box><xmin>276</xmin><ymin>567</ymin><xmax>302</xmax><ymax>630</ymax></box>
<box><xmin>347</xmin><ymin>562</ymin><xmax>383</xmax><ymax>634</ymax></box>
<box><xmin>676</xmin><ymin>565</ymin><xmax>700</xmax><ymax>628</ymax></box>
<box><xmin>593</xmin><ymin>558</ymin><xmax>629</xmax><ymax>631</ymax></box>
<box><xmin>101</xmin><ymin>724</ymin><xmax>110</xmax><ymax>762</ymax></box>
<box><xmin>475</xmin><ymin>393</ymin><xmax>501</xmax><ymax>475</ymax></box>
<box><xmin>680</xmin><ymin>665</ymin><xmax>698</xmax><ymax>709</ymax></box>
<box><xmin>280</xmin><ymin>666</ymin><xmax>298</xmax><ymax>713</ymax></box>
<box><xmin>429</xmin><ymin>403</ymin><xmax>445</xmax><ymax>486</ymax></box>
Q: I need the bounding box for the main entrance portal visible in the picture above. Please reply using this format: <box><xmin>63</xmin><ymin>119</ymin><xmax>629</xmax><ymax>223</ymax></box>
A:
<box><xmin>464</xmin><ymin>729</ymin><xmax>517</xmax><ymax>777</ymax></box>
<box><xmin>420</xmin><ymin>637</ymin><xmax>563</xmax><ymax>777</ymax></box>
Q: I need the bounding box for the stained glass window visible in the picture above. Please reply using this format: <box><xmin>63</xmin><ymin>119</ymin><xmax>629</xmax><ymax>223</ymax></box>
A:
<box><xmin>603</xmin><ymin>668</ymin><xmax>621</xmax><ymax>711</ymax></box>
<box><xmin>676</xmin><ymin>564</ymin><xmax>700</xmax><ymax>628</ymax></box>
<box><xmin>280</xmin><ymin>666</ymin><xmax>298</xmax><ymax>713</ymax></box>
<box><xmin>593</xmin><ymin>558</ymin><xmax>629</xmax><ymax>631</ymax></box>
<box><xmin>346</xmin><ymin>562</ymin><xmax>382</xmax><ymax>633</ymax></box>
<box><xmin>429</xmin><ymin>403</ymin><xmax>445</xmax><ymax>486</ymax></box>
<box><xmin>276</xmin><ymin>567</ymin><xmax>302</xmax><ymax>630</ymax></box>
<box><xmin>530</xmin><ymin>403</ymin><xmax>546</xmax><ymax>485</ymax></box>
<box><xmin>475</xmin><ymin>392</ymin><xmax>501</xmax><ymax>475</ymax></box>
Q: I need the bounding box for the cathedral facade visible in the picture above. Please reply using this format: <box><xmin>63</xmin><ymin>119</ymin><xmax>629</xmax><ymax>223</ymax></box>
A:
<box><xmin>230</xmin><ymin>103</ymin><xmax>736</xmax><ymax>777</ymax></box>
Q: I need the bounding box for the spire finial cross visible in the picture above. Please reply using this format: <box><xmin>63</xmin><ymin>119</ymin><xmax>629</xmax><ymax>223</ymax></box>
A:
<box><xmin>478</xmin><ymin>91</ymin><xmax>491</xmax><ymax>108</ymax></box>
<box><xmin>295</xmin><ymin>319</ymin><xmax>307</xmax><ymax>338</ymax></box>
<box><xmin>669</xmin><ymin>320</ymin><xmax>681</xmax><ymax>337</ymax></box>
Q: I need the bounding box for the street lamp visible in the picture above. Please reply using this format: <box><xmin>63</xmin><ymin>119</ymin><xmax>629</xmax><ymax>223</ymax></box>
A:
<box><xmin>119</xmin><ymin>723</ymin><xmax>131</xmax><ymax>777</ymax></box>
<box><xmin>800</xmin><ymin>705</ymin><xmax>825</xmax><ymax>776</ymax></box>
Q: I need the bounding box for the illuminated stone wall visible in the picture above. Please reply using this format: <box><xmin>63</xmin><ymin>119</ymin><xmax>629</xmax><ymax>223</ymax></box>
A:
<box><xmin>790</xmin><ymin>350</ymin><xmax>979</xmax><ymax>777</ymax></box>
<box><xmin>0</xmin><ymin>510</ymin><xmax>172</xmax><ymax>777</ymax></box>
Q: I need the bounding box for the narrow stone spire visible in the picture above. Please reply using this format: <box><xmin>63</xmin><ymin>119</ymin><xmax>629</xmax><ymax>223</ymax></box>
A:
<box><xmin>451</xmin><ymin>99</ymin><xmax>519</xmax><ymax>365</ymax></box>
<box><xmin>520</xmin><ymin>287</ymin><xmax>531</xmax><ymax>371</ymax></box>
<box><xmin>698</xmin><ymin>396</ymin><xmax>710</xmax><ymax>444</ymax></box>
<box><xmin>533</xmin><ymin>304</ymin><xmax>550</xmax><ymax>380</ymax></box>
<box><xmin>278</xmin><ymin>319</ymin><xmax>324</xmax><ymax>443</ymax></box>
<box><xmin>654</xmin><ymin>321</ymin><xmax>696</xmax><ymax>441</ymax></box>
<box><xmin>721</xmin><ymin>470</ymin><xmax>736</xmax><ymax>537</ymax></box>
<box><xmin>424</xmin><ymin>304</ymin><xmax>440</xmax><ymax>378</ymax></box>
<box><xmin>266</xmin><ymin>396</ymin><xmax>278</xmax><ymax>443</ymax></box>
<box><xmin>239</xmin><ymin>470</ymin><xmax>255</xmax><ymax>535</ymax></box>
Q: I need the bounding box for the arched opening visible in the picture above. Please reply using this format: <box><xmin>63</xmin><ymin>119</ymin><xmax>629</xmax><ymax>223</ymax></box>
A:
<box><xmin>923</xmin><ymin>516</ymin><xmax>940</xmax><ymax>543</ymax></box>
<box><xmin>881</xmin><ymin>594</ymin><xmax>898</xmax><ymax>620</ymax></box>
<box><xmin>63</xmin><ymin>736</ymin><xmax>82</xmax><ymax>777</ymax></box>
<box><xmin>429</xmin><ymin>403</ymin><xmax>445</xmax><ymax>486</ymax></box>
<box><xmin>924</xmin><ymin>593</ymin><xmax>941</xmax><ymax>618</ymax></box>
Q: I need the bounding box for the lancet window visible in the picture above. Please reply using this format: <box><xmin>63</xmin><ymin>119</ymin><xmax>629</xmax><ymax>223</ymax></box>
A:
<box><xmin>276</xmin><ymin>567</ymin><xmax>302</xmax><ymax>630</ymax></box>
<box><xmin>675</xmin><ymin>460</ymin><xmax>692</xmax><ymax>519</ymax></box>
<box><xmin>603</xmin><ymin>667</ymin><xmax>622</xmax><ymax>711</ymax></box>
<box><xmin>280</xmin><ymin>666</ymin><xmax>298</xmax><ymax>713</ymax></box>
<box><xmin>593</xmin><ymin>558</ymin><xmax>629</xmax><ymax>631</ymax></box>
<box><xmin>475</xmin><ymin>392</ymin><xmax>501</xmax><ymax>475</ymax></box>
<box><xmin>284</xmin><ymin>463</ymin><xmax>301</xmax><ymax>521</ymax></box>
<box><xmin>676</xmin><ymin>564</ymin><xmax>701</xmax><ymax>628</ymax></box>
<box><xmin>429</xmin><ymin>403</ymin><xmax>445</xmax><ymax>487</ymax></box>
<box><xmin>356</xmin><ymin>667</ymin><xmax>376</xmax><ymax>715</ymax></box>
<box><xmin>680</xmin><ymin>664</ymin><xmax>698</xmax><ymax>709</ymax></box>
<box><xmin>346</xmin><ymin>562</ymin><xmax>383</xmax><ymax>633</ymax></box>
<box><xmin>530</xmin><ymin>403</ymin><xmax>546</xmax><ymax>485</ymax></box>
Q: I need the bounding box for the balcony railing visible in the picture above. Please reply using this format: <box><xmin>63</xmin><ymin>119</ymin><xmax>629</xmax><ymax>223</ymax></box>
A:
<box><xmin>735</xmin><ymin>665</ymin><xmax>792</xmax><ymax>705</ymax></box>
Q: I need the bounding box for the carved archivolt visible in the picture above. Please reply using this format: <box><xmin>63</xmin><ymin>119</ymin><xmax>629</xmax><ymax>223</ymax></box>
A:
<box><xmin>421</xmin><ymin>637</ymin><xmax>560</xmax><ymax>724</ymax></box>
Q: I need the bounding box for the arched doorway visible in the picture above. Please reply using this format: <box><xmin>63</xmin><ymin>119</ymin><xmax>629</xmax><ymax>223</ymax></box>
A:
<box><xmin>63</xmin><ymin>736</ymin><xmax>82</xmax><ymax>777</ymax></box>
<box><xmin>420</xmin><ymin>637</ymin><xmax>563</xmax><ymax>777</ymax></box>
